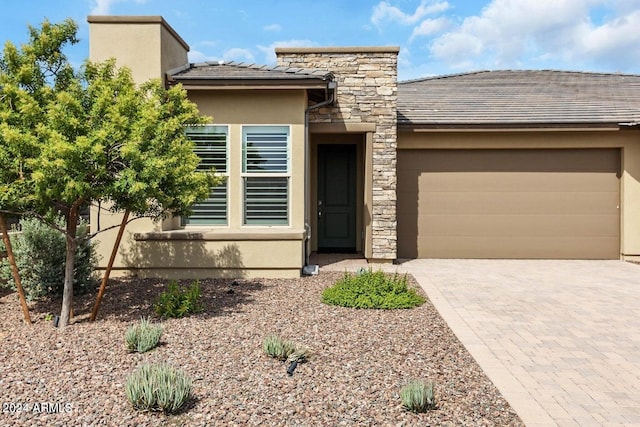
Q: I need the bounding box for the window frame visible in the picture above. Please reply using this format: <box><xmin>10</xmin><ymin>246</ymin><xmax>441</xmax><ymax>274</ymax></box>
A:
<box><xmin>241</xmin><ymin>125</ymin><xmax>291</xmax><ymax>226</ymax></box>
<box><xmin>182</xmin><ymin>124</ymin><xmax>229</xmax><ymax>226</ymax></box>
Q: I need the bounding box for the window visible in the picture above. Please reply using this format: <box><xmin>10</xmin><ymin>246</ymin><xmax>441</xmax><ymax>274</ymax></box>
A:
<box><xmin>242</xmin><ymin>126</ymin><xmax>289</xmax><ymax>225</ymax></box>
<box><xmin>183</xmin><ymin>125</ymin><xmax>228</xmax><ymax>225</ymax></box>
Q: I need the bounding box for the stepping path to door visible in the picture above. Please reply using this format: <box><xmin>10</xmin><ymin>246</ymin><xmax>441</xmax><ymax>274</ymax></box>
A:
<box><xmin>315</xmin><ymin>256</ymin><xmax>640</xmax><ymax>425</ymax></box>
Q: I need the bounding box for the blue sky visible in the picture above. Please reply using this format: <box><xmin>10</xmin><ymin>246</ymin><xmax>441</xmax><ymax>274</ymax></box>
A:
<box><xmin>1</xmin><ymin>0</ymin><xmax>639</xmax><ymax>81</ymax></box>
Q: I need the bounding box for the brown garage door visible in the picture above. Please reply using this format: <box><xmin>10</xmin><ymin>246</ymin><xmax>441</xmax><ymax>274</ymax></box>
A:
<box><xmin>397</xmin><ymin>149</ymin><xmax>620</xmax><ymax>259</ymax></box>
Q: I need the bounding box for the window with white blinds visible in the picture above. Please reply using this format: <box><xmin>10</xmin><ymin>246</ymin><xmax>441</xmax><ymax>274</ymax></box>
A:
<box><xmin>242</xmin><ymin>126</ymin><xmax>289</xmax><ymax>225</ymax></box>
<box><xmin>183</xmin><ymin>125</ymin><xmax>228</xmax><ymax>225</ymax></box>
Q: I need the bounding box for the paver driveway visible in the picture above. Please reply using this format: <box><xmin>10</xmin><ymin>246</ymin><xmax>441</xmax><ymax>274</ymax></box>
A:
<box><xmin>401</xmin><ymin>259</ymin><xmax>640</xmax><ymax>427</ymax></box>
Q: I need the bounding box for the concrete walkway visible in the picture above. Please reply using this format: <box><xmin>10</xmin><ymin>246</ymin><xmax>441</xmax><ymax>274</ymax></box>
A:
<box><xmin>317</xmin><ymin>257</ymin><xmax>640</xmax><ymax>426</ymax></box>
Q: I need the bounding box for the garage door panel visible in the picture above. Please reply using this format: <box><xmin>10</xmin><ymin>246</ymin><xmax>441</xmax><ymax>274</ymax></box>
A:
<box><xmin>401</xmin><ymin>148</ymin><xmax>620</xmax><ymax>173</ymax></box>
<box><xmin>417</xmin><ymin>236</ymin><xmax>620</xmax><ymax>259</ymax></box>
<box><xmin>418</xmin><ymin>214</ymin><xmax>620</xmax><ymax>237</ymax></box>
<box><xmin>419</xmin><ymin>191</ymin><xmax>619</xmax><ymax>215</ymax></box>
<box><xmin>417</xmin><ymin>172</ymin><xmax>619</xmax><ymax>192</ymax></box>
<box><xmin>397</xmin><ymin>148</ymin><xmax>620</xmax><ymax>259</ymax></box>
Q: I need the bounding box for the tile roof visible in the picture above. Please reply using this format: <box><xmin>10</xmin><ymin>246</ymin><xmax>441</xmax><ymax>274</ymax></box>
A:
<box><xmin>170</xmin><ymin>61</ymin><xmax>333</xmax><ymax>81</ymax></box>
<box><xmin>398</xmin><ymin>70</ymin><xmax>640</xmax><ymax>127</ymax></box>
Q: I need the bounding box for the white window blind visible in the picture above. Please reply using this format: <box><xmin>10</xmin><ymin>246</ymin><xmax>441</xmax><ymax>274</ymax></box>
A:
<box><xmin>242</xmin><ymin>126</ymin><xmax>289</xmax><ymax>225</ymax></box>
<box><xmin>183</xmin><ymin>125</ymin><xmax>228</xmax><ymax>225</ymax></box>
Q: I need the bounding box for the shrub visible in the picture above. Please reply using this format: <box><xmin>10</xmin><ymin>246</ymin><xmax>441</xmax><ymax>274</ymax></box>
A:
<box><xmin>0</xmin><ymin>216</ymin><xmax>98</xmax><ymax>300</ymax></box>
<box><xmin>400</xmin><ymin>380</ymin><xmax>436</xmax><ymax>413</ymax></box>
<box><xmin>263</xmin><ymin>334</ymin><xmax>297</xmax><ymax>361</ymax></box>
<box><xmin>125</xmin><ymin>317</ymin><xmax>163</xmax><ymax>353</ymax></box>
<box><xmin>321</xmin><ymin>269</ymin><xmax>425</xmax><ymax>309</ymax></box>
<box><xmin>154</xmin><ymin>280</ymin><xmax>203</xmax><ymax>318</ymax></box>
<box><xmin>263</xmin><ymin>334</ymin><xmax>310</xmax><ymax>362</ymax></box>
<box><xmin>125</xmin><ymin>363</ymin><xmax>192</xmax><ymax>414</ymax></box>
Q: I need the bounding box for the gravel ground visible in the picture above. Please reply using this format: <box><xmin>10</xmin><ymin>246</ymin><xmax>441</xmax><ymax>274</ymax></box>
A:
<box><xmin>0</xmin><ymin>272</ymin><xmax>523</xmax><ymax>426</ymax></box>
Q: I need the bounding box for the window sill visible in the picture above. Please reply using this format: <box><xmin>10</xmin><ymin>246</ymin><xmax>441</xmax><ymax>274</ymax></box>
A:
<box><xmin>134</xmin><ymin>228</ymin><xmax>306</xmax><ymax>241</ymax></box>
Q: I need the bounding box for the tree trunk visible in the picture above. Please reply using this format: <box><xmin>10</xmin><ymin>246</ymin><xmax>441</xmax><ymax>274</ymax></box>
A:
<box><xmin>0</xmin><ymin>214</ymin><xmax>31</xmax><ymax>324</ymax></box>
<box><xmin>90</xmin><ymin>209</ymin><xmax>130</xmax><ymax>321</ymax></box>
<box><xmin>59</xmin><ymin>204</ymin><xmax>80</xmax><ymax>328</ymax></box>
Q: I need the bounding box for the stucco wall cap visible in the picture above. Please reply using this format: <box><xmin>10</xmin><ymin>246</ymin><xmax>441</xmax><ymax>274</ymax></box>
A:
<box><xmin>275</xmin><ymin>46</ymin><xmax>400</xmax><ymax>54</ymax></box>
<box><xmin>87</xmin><ymin>15</ymin><xmax>189</xmax><ymax>51</ymax></box>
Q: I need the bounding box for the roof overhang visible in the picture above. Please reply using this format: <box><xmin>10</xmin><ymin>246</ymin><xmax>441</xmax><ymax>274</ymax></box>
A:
<box><xmin>167</xmin><ymin>77</ymin><xmax>331</xmax><ymax>90</ymax></box>
<box><xmin>398</xmin><ymin>122</ymin><xmax>633</xmax><ymax>132</ymax></box>
<box><xmin>166</xmin><ymin>64</ymin><xmax>334</xmax><ymax>102</ymax></box>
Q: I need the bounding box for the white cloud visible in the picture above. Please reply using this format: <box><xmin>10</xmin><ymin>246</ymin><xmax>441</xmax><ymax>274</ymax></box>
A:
<box><xmin>90</xmin><ymin>0</ymin><xmax>149</xmax><ymax>15</ymax></box>
<box><xmin>371</xmin><ymin>0</ymin><xmax>450</xmax><ymax>27</ymax></box>
<box><xmin>188</xmin><ymin>47</ymin><xmax>256</xmax><ymax>65</ymax></box>
<box><xmin>410</xmin><ymin>17</ymin><xmax>451</xmax><ymax>41</ymax></box>
<box><xmin>188</xmin><ymin>50</ymin><xmax>213</xmax><ymax>64</ymax></box>
<box><xmin>427</xmin><ymin>0</ymin><xmax>640</xmax><ymax>72</ymax></box>
<box><xmin>582</xmin><ymin>10</ymin><xmax>640</xmax><ymax>69</ymax></box>
<box><xmin>257</xmin><ymin>39</ymin><xmax>316</xmax><ymax>64</ymax></box>
<box><xmin>222</xmin><ymin>48</ymin><xmax>256</xmax><ymax>63</ymax></box>
<box><xmin>264</xmin><ymin>24</ymin><xmax>282</xmax><ymax>32</ymax></box>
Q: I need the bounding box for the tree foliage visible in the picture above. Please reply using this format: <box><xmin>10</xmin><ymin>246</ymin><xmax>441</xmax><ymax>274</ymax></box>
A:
<box><xmin>0</xmin><ymin>19</ymin><xmax>220</xmax><ymax>327</ymax></box>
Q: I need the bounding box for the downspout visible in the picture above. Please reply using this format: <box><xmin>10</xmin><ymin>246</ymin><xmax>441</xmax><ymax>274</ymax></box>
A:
<box><xmin>302</xmin><ymin>79</ymin><xmax>337</xmax><ymax>275</ymax></box>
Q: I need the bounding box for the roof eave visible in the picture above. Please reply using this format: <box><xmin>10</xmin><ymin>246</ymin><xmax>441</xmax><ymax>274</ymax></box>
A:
<box><xmin>168</xmin><ymin>78</ymin><xmax>331</xmax><ymax>90</ymax></box>
<box><xmin>398</xmin><ymin>122</ymin><xmax>630</xmax><ymax>132</ymax></box>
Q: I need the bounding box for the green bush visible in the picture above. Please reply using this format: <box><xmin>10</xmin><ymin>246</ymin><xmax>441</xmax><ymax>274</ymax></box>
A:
<box><xmin>125</xmin><ymin>317</ymin><xmax>163</xmax><ymax>353</ymax></box>
<box><xmin>125</xmin><ymin>363</ymin><xmax>192</xmax><ymax>414</ymax></box>
<box><xmin>400</xmin><ymin>380</ymin><xmax>436</xmax><ymax>413</ymax></box>
<box><xmin>0</xmin><ymin>216</ymin><xmax>98</xmax><ymax>300</ymax></box>
<box><xmin>321</xmin><ymin>269</ymin><xmax>425</xmax><ymax>309</ymax></box>
<box><xmin>154</xmin><ymin>280</ymin><xmax>203</xmax><ymax>318</ymax></box>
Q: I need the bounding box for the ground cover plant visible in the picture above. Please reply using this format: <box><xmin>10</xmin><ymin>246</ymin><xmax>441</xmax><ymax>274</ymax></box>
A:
<box><xmin>321</xmin><ymin>269</ymin><xmax>426</xmax><ymax>309</ymax></box>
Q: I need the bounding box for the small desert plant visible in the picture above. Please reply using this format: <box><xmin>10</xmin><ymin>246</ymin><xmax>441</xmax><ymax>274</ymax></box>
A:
<box><xmin>125</xmin><ymin>363</ymin><xmax>193</xmax><ymax>414</ymax></box>
<box><xmin>400</xmin><ymin>380</ymin><xmax>436</xmax><ymax>413</ymax></box>
<box><xmin>154</xmin><ymin>280</ymin><xmax>203</xmax><ymax>318</ymax></box>
<box><xmin>263</xmin><ymin>334</ymin><xmax>297</xmax><ymax>361</ymax></box>
<box><xmin>287</xmin><ymin>348</ymin><xmax>311</xmax><ymax>363</ymax></box>
<box><xmin>321</xmin><ymin>269</ymin><xmax>425</xmax><ymax>309</ymax></box>
<box><xmin>125</xmin><ymin>317</ymin><xmax>163</xmax><ymax>353</ymax></box>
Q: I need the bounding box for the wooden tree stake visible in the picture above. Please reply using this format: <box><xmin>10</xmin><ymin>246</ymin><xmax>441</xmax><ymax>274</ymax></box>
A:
<box><xmin>0</xmin><ymin>214</ymin><xmax>31</xmax><ymax>324</ymax></box>
<box><xmin>90</xmin><ymin>210</ymin><xmax>130</xmax><ymax>321</ymax></box>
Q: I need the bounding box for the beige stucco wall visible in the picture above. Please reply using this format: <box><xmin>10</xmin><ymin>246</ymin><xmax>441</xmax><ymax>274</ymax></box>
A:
<box><xmin>90</xmin><ymin>87</ymin><xmax>309</xmax><ymax>278</ymax></box>
<box><xmin>88</xmin><ymin>17</ymin><xmax>309</xmax><ymax>278</ymax></box>
<box><xmin>125</xmin><ymin>89</ymin><xmax>308</xmax><ymax>278</ymax></box>
<box><xmin>113</xmin><ymin>233</ymin><xmax>304</xmax><ymax>279</ymax></box>
<box><xmin>398</xmin><ymin>128</ymin><xmax>640</xmax><ymax>258</ymax></box>
<box><xmin>88</xmin><ymin>16</ymin><xmax>188</xmax><ymax>84</ymax></box>
<box><xmin>186</xmin><ymin>89</ymin><xmax>308</xmax><ymax>231</ymax></box>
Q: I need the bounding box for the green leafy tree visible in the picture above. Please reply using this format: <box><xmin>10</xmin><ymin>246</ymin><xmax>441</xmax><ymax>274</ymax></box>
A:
<box><xmin>0</xmin><ymin>19</ymin><xmax>220</xmax><ymax>328</ymax></box>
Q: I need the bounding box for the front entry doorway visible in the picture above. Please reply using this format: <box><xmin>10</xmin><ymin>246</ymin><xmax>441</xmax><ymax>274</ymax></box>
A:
<box><xmin>317</xmin><ymin>144</ymin><xmax>357</xmax><ymax>252</ymax></box>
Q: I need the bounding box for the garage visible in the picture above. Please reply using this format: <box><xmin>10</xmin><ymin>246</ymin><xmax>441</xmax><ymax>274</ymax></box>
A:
<box><xmin>397</xmin><ymin>148</ymin><xmax>621</xmax><ymax>259</ymax></box>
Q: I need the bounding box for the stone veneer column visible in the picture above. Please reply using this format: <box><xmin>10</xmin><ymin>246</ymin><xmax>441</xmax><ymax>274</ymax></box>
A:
<box><xmin>276</xmin><ymin>47</ymin><xmax>398</xmax><ymax>260</ymax></box>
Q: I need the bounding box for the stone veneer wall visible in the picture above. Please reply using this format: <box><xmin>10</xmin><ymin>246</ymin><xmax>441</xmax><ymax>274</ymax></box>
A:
<box><xmin>276</xmin><ymin>47</ymin><xmax>399</xmax><ymax>260</ymax></box>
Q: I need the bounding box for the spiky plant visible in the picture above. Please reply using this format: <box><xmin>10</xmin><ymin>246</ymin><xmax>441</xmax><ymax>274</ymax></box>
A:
<box><xmin>125</xmin><ymin>317</ymin><xmax>163</xmax><ymax>353</ymax></box>
<box><xmin>263</xmin><ymin>334</ymin><xmax>297</xmax><ymax>361</ymax></box>
<box><xmin>125</xmin><ymin>363</ymin><xmax>192</xmax><ymax>414</ymax></box>
<box><xmin>400</xmin><ymin>380</ymin><xmax>436</xmax><ymax>413</ymax></box>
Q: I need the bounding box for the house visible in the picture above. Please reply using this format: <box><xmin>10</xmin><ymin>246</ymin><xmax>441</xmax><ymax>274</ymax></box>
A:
<box><xmin>87</xmin><ymin>16</ymin><xmax>640</xmax><ymax>278</ymax></box>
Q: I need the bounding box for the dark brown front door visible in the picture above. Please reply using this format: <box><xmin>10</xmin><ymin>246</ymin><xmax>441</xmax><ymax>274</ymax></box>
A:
<box><xmin>317</xmin><ymin>144</ymin><xmax>357</xmax><ymax>252</ymax></box>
